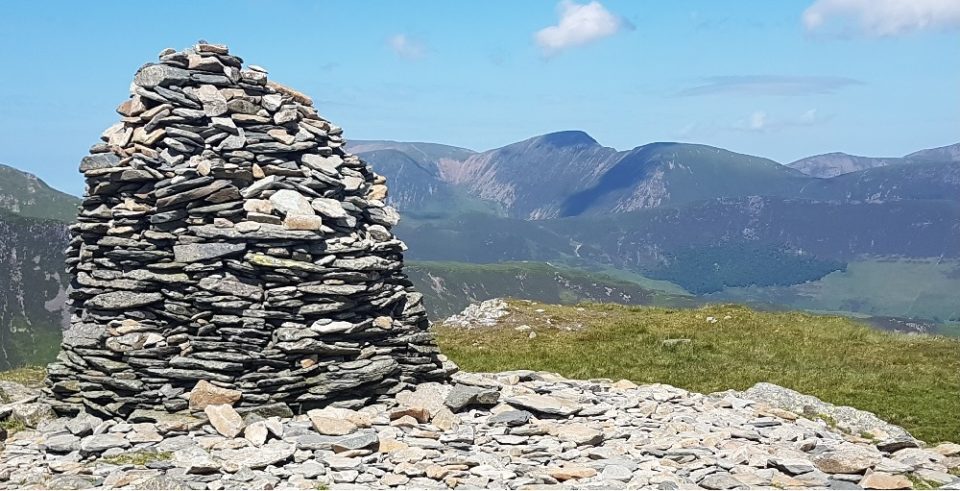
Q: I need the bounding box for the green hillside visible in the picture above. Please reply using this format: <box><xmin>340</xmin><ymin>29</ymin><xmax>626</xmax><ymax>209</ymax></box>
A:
<box><xmin>405</xmin><ymin>261</ymin><xmax>695</xmax><ymax>318</ymax></box>
<box><xmin>713</xmin><ymin>258</ymin><xmax>960</xmax><ymax>328</ymax></box>
<box><xmin>436</xmin><ymin>301</ymin><xmax>960</xmax><ymax>443</ymax></box>
<box><xmin>0</xmin><ymin>164</ymin><xmax>76</xmax><ymax>370</ymax></box>
<box><xmin>397</xmin><ymin>197</ymin><xmax>960</xmax><ymax>294</ymax></box>
<box><xmin>0</xmin><ymin>164</ymin><xmax>79</xmax><ymax>222</ymax></box>
<box><xmin>356</xmin><ymin>148</ymin><xmax>504</xmax><ymax>220</ymax></box>
<box><xmin>0</xmin><ymin>211</ymin><xmax>71</xmax><ymax>369</ymax></box>
<box><xmin>561</xmin><ymin>142</ymin><xmax>809</xmax><ymax>216</ymax></box>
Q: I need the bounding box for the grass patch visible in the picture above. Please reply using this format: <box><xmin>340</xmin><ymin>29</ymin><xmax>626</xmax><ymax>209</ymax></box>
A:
<box><xmin>907</xmin><ymin>474</ymin><xmax>940</xmax><ymax>490</ymax></box>
<box><xmin>435</xmin><ymin>300</ymin><xmax>960</xmax><ymax>443</ymax></box>
<box><xmin>102</xmin><ymin>450</ymin><xmax>172</xmax><ymax>466</ymax></box>
<box><xmin>1</xmin><ymin>417</ymin><xmax>26</xmax><ymax>437</ymax></box>
<box><xmin>816</xmin><ymin>414</ymin><xmax>838</xmax><ymax>430</ymax></box>
<box><xmin>0</xmin><ymin>366</ymin><xmax>47</xmax><ymax>388</ymax></box>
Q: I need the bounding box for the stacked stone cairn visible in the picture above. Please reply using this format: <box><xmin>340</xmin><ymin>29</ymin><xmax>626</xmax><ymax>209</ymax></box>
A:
<box><xmin>45</xmin><ymin>42</ymin><xmax>454</xmax><ymax>418</ymax></box>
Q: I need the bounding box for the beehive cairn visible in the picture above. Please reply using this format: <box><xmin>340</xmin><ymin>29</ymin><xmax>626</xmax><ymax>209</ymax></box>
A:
<box><xmin>45</xmin><ymin>42</ymin><xmax>455</xmax><ymax>418</ymax></box>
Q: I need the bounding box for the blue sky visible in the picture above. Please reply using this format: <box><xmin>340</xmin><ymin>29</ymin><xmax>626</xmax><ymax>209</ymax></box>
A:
<box><xmin>1</xmin><ymin>0</ymin><xmax>958</xmax><ymax>195</ymax></box>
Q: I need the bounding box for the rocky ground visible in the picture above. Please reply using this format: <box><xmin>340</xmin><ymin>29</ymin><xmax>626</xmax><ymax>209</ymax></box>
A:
<box><xmin>442</xmin><ymin>299</ymin><xmax>510</xmax><ymax>328</ymax></box>
<box><xmin>1</xmin><ymin>371</ymin><xmax>958</xmax><ymax>490</ymax></box>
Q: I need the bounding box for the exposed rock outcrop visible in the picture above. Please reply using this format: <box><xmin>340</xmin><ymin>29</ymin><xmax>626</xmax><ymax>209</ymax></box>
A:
<box><xmin>442</xmin><ymin>298</ymin><xmax>509</xmax><ymax>327</ymax></box>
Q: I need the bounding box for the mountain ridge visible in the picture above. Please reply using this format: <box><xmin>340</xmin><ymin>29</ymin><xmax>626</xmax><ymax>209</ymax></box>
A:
<box><xmin>0</xmin><ymin>163</ymin><xmax>80</xmax><ymax>222</ymax></box>
<box><xmin>788</xmin><ymin>141</ymin><xmax>960</xmax><ymax>178</ymax></box>
<box><xmin>787</xmin><ymin>152</ymin><xmax>902</xmax><ymax>179</ymax></box>
<box><xmin>906</xmin><ymin>141</ymin><xmax>960</xmax><ymax>162</ymax></box>
<box><xmin>355</xmin><ymin>132</ymin><xmax>960</xmax><ymax>220</ymax></box>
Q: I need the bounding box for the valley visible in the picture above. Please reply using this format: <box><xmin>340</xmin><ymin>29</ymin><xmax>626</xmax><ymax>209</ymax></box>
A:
<box><xmin>363</xmin><ymin>133</ymin><xmax>960</xmax><ymax>334</ymax></box>
<box><xmin>710</xmin><ymin>258</ymin><xmax>960</xmax><ymax>333</ymax></box>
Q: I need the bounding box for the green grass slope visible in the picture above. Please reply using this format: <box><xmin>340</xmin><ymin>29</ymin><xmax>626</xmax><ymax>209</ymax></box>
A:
<box><xmin>436</xmin><ymin>301</ymin><xmax>960</xmax><ymax>443</ymax></box>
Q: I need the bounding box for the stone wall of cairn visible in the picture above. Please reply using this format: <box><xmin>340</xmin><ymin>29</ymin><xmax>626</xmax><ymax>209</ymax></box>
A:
<box><xmin>45</xmin><ymin>42</ymin><xmax>454</xmax><ymax>418</ymax></box>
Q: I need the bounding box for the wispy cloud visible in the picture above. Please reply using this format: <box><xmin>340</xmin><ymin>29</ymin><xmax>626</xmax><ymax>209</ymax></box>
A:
<box><xmin>733</xmin><ymin>109</ymin><xmax>830</xmax><ymax>133</ymax></box>
<box><xmin>677</xmin><ymin>75</ymin><xmax>862</xmax><ymax>97</ymax></box>
<box><xmin>535</xmin><ymin>1</ymin><xmax>633</xmax><ymax>56</ymax></box>
<box><xmin>387</xmin><ymin>34</ymin><xmax>426</xmax><ymax>60</ymax></box>
<box><xmin>803</xmin><ymin>0</ymin><xmax>960</xmax><ymax>37</ymax></box>
<box><xmin>675</xmin><ymin>109</ymin><xmax>829</xmax><ymax>139</ymax></box>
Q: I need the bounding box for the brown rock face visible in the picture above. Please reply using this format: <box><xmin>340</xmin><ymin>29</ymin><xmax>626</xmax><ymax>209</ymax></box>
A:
<box><xmin>812</xmin><ymin>444</ymin><xmax>883</xmax><ymax>474</ymax></box>
<box><xmin>860</xmin><ymin>472</ymin><xmax>913</xmax><ymax>490</ymax></box>
<box><xmin>204</xmin><ymin>404</ymin><xmax>244</xmax><ymax>438</ymax></box>
<box><xmin>188</xmin><ymin>380</ymin><xmax>242</xmax><ymax>410</ymax></box>
<box><xmin>45</xmin><ymin>42</ymin><xmax>454</xmax><ymax>418</ymax></box>
<box><xmin>547</xmin><ymin>466</ymin><xmax>598</xmax><ymax>481</ymax></box>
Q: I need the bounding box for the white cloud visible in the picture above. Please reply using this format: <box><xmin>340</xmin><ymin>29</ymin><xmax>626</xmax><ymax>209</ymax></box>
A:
<box><xmin>388</xmin><ymin>34</ymin><xmax>426</xmax><ymax>60</ymax></box>
<box><xmin>803</xmin><ymin>0</ymin><xmax>960</xmax><ymax>37</ymax></box>
<box><xmin>677</xmin><ymin>109</ymin><xmax>829</xmax><ymax>139</ymax></box>
<box><xmin>748</xmin><ymin>111</ymin><xmax>769</xmax><ymax>131</ymax></box>
<box><xmin>535</xmin><ymin>1</ymin><xmax>632</xmax><ymax>56</ymax></box>
<box><xmin>735</xmin><ymin>109</ymin><xmax>829</xmax><ymax>133</ymax></box>
<box><xmin>798</xmin><ymin>109</ymin><xmax>820</xmax><ymax>124</ymax></box>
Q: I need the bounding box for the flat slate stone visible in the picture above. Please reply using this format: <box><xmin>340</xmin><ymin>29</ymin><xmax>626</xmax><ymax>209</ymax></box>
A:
<box><xmin>80</xmin><ymin>433</ymin><xmax>131</xmax><ymax>453</ymax></box>
<box><xmin>445</xmin><ymin>384</ymin><xmax>500</xmax><ymax>412</ymax></box>
<box><xmin>134</xmin><ymin>64</ymin><xmax>191</xmax><ymax>88</ymax></box>
<box><xmin>155</xmin><ymin>180</ymin><xmax>231</xmax><ymax>209</ymax></box>
<box><xmin>79</xmin><ymin>153</ymin><xmax>121</xmax><ymax>172</ymax></box>
<box><xmin>86</xmin><ymin>291</ymin><xmax>164</xmax><ymax>310</ymax></box>
<box><xmin>488</xmin><ymin>410</ymin><xmax>533</xmax><ymax>426</ymax></box>
<box><xmin>173</xmin><ymin>242</ymin><xmax>246</xmax><ymax>263</ymax></box>
<box><xmin>215</xmin><ymin>441</ymin><xmax>296</xmax><ymax>473</ymax></box>
<box><xmin>505</xmin><ymin>394</ymin><xmax>582</xmax><ymax>416</ymax></box>
<box><xmin>44</xmin><ymin>434</ymin><xmax>81</xmax><ymax>453</ymax></box>
<box><xmin>331</xmin><ymin>429</ymin><xmax>379</xmax><ymax>453</ymax></box>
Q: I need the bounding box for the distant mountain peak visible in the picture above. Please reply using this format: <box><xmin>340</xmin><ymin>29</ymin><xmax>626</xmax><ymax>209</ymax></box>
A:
<box><xmin>529</xmin><ymin>130</ymin><xmax>599</xmax><ymax>148</ymax></box>
<box><xmin>346</xmin><ymin>140</ymin><xmax>476</xmax><ymax>158</ymax></box>
<box><xmin>904</xmin><ymin>142</ymin><xmax>960</xmax><ymax>162</ymax></box>
<box><xmin>816</xmin><ymin>151</ymin><xmax>855</xmax><ymax>158</ymax></box>
<box><xmin>788</xmin><ymin>142</ymin><xmax>960</xmax><ymax>178</ymax></box>
<box><xmin>0</xmin><ymin>163</ymin><xmax>79</xmax><ymax>221</ymax></box>
<box><xmin>787</xmin><ymin>152</ymin><xmax>899</xmax><ymax>178</ymax></box>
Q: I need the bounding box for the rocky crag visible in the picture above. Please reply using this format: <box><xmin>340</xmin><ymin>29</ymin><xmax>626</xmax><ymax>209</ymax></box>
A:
<box><xmin>45</xmin><ymin>42</ymin><xmax>452</xmax><ymax>418</ymax></box>
<box><xmin>2</xmin><ymin>372</ymin><xmax>959</xmax><ymax>489</ymax></box>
